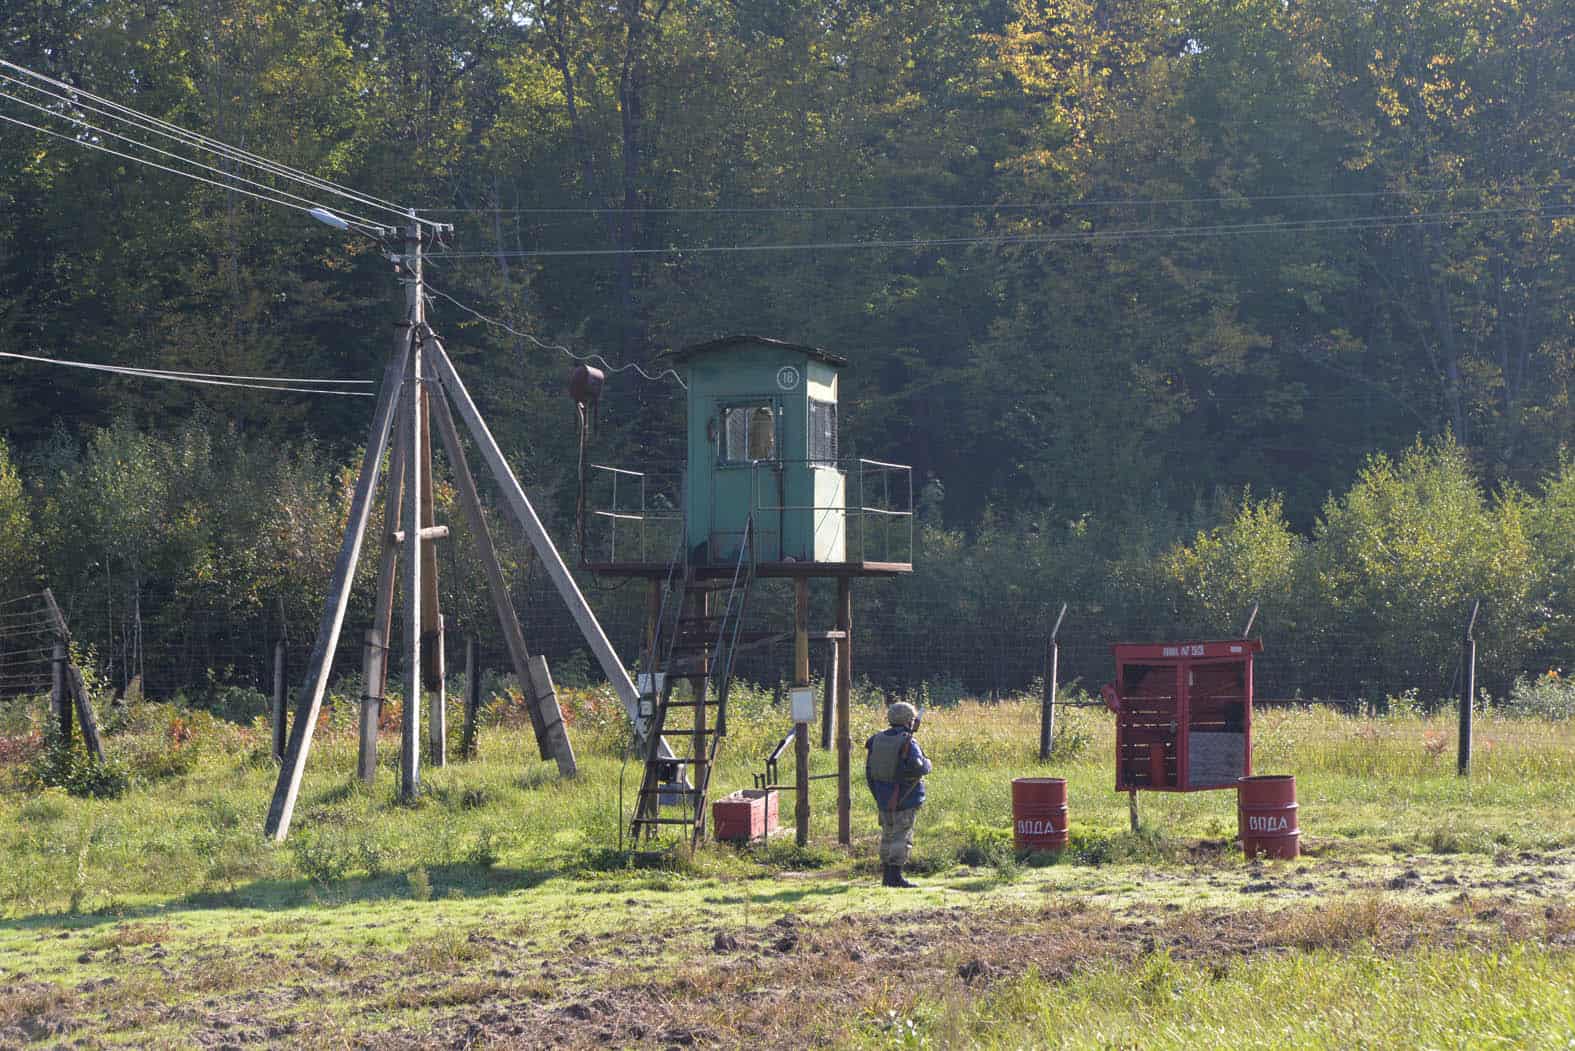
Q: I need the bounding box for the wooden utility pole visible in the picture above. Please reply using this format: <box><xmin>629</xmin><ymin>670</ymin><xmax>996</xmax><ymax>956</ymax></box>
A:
<box><xmin>1458</xmin><ymin>598</ymin><xmax>1481</xmax><ymax>777</ymax></box>
<box><xmin>794</xmin><ymin>579</ymin><xmax>811</xmax><ymax>846</ymax></box>
<box><xmin>1040</xmin><ymin>602</ymin><xmax>1066</xmax><ymax>761</ymax></box>
<box><xmin>418</xmin><ymin>347</ymin><xmax>446</xmax><ymax>768</ymax></box>
<box><xmin>266</xmin><ymin>215</ymin><xmax>635</xmax><ymax>841</ymax></box>
<box><xmin>836</xmin><ymin>578</ymin><xmax>852</xmax><ymax>846</ymax></box>
<box><xmin>400</xmin><ymin>232</ymin><xmax>426</xmax><ymax>802</ymax></box>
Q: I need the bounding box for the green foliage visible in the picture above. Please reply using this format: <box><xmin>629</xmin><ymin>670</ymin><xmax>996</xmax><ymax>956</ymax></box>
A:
<box><xmin>0</xmin><ymin>437</ymin><xmax>36</xmax><ymax>595</ymax></box>
<box><xmin>24</xmin><ymin>739</ymin><xmax>130</xmax><ymax>799</ymax></box>
<box><xmin>1504</xmin><ymin>672</ymin><xmax>1575</xmax><ymax>722</ymax></box>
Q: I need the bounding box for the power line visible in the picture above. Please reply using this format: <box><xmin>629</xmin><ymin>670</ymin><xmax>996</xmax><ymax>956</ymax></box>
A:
<box><xmin>0</xmin><ymin>59</ymin><xmax>437</xmax><ymax>229</ymax></box>
<box><xmin>0</xmin><ymin>109</ymin><xmax>388</xmax><ymax>235</ymax></box>
<box><xmin>0</xmin><ymin>350</ymin><xmax>376</xmax><ymax>396</ymax></box>
<box><xmin>429</xmin><ymin>205</ymin><xmax>1572</xmax><ymax>258</ymax></box>
<box><xmin>422</xmin><ymin>283</ymin><xmax>687</xmax><ymax>389</ymax></box>
<box><xmin>417</xmin><ymin>182</ymin><xmax>1574</xmax><ymax>217</ymax></box>
<box><xmin>0</xmin><ymin>83</ymin><xmax>390</xmax><ymax>232</ymax></box>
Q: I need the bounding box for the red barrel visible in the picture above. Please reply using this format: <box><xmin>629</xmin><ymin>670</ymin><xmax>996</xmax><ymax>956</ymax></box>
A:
<box><xmin>1012</xmin><ymin>777</ymin><xmax>1069</xmax><ymax>852</ymax></box>
<box><xmin>1237</xmin><ymin>775</ymin><xmax>1300</xmax><ymax>859</ymax></box>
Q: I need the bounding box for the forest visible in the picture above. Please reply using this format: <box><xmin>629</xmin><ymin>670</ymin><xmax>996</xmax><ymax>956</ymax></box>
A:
<box><xmin>0</xmin><ymin>0</ymin><xmax>1570</xmax><ymax>701</ymax></box>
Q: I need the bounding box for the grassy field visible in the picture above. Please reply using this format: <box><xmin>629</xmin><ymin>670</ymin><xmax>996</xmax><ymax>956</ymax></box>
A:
<box><xmin>2</xmin><ymin>682</ymin><xmax>1574</xmax><ymax>1048</ymax></box>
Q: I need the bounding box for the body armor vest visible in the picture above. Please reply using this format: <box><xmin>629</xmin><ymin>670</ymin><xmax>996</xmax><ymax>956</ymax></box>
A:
<box><xmin>866</xmin><ymin>731</ymin><xmax>918</xmax><ymax>783</ymax></box>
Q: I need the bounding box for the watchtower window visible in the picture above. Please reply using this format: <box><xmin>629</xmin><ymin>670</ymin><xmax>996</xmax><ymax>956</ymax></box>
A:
<box><xmin>809</xmin><ymin>398</ymin><xmax>838</xmax><ymax>463</ymax></box>
<box><xmin>722</xmin><ymin>403</ymin><xmax>776</xmax><ymax>462</ymax></box>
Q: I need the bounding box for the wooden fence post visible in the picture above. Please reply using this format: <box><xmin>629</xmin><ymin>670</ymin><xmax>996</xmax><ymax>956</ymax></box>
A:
<box><xmin>461</xmin><ymin>636</ymin><xmax>481</xmax><ymax>760</ymax></box>
<box><xmin>50</xmin><ymin>640</ymin><xmax>69</xmax><ymax>743</ymax></box>
<box><xmin>1458</xmin><ymin>598</ymin><xmax>1480</xmax><ymax>777</ymax></box>
<box><xmin>271</xmin><ymin>640</ymin><xmax>287</xmax><ymax>763</ymax></box>
<box><xmin>1040</xmin><ymin>603</ymin><xmax>1066</xmax><ymax>761</ymax></box>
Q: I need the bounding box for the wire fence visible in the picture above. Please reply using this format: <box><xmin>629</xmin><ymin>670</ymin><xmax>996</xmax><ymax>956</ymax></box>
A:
<box><xmin>6</xmin><ymin>572</ymin><xmax>1569</xmax><ymax>716</ymax></box>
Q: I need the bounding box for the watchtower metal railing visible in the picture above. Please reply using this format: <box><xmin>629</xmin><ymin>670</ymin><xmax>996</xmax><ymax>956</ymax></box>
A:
<box><xmin>739</xmin><ymin>458</ymin><xmax>914</xmax><ymax>565</ymax></box>
<box><xmin>587</xmin><ymin>457</ymin><xmax>912</xmax><ymax>567</ymax></box>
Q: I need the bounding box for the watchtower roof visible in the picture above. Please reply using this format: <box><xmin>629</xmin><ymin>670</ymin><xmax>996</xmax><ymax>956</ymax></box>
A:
<box><xmin>662</xmin><ymin>334</ymin><xmax>848</xmax><ymax>368</ymax></box>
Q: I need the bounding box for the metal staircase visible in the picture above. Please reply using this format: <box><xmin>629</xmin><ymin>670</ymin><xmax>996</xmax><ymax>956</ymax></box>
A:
<box><xmin>629</xmin><ymin>518</ymin><xmax>756</xmax><ymax>847</ymax></box>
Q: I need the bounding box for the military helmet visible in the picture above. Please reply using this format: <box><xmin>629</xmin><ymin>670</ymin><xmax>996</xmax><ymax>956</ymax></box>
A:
<box><xmin>887</xmin><ymin>701</ymin><xmax>918</xmax><ymax>727</ymax></box>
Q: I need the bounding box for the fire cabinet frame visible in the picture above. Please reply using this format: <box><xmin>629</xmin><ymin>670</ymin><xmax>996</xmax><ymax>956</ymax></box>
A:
<box><xmin>1104</xmin><ymin>639</ymin><xmax>1263</xmax><ymax>793</ymax></box>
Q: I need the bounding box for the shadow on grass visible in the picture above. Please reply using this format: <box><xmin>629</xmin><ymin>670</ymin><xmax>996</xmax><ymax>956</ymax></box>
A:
<box><xmin>0</xmin><ymin>863</ymin><xmax>559</xmax><ymax>934</ymax></box>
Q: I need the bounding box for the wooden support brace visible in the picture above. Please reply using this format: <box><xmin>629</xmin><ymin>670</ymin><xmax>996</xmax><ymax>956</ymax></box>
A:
<box><xmin>427</xmin><ymin>381</ymin><xmax>575</xmax><ymax>774</ymax></box>
<box><xmin>362</xmin><ymin>405</ymin><xmax>409</xmax><ymax>783</ymax></box>
<box><xmin>426</xmin><ymin>337</ymin><xmax>641</xmax><ymax>720</ymax></box>
<box><xmin>264</xmin><ymin>332</ymin><xmax>410</xmax><ymax>840</ymax></box>
<box><xmin>42</xmin><ymin>589</ymin><xmax>102</xmax><ymax>759</ymax></box>
<box><xmin>388</xmin><ymin>525</ymin><xmax>450</xmax><ymax>544</ymax></box>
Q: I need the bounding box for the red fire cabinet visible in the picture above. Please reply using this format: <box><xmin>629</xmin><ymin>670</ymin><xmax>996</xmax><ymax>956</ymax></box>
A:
<box><xmin>1102</xmin><ymin>639</ymin><xmax>1263</xmax><ymax>792</ymax></box>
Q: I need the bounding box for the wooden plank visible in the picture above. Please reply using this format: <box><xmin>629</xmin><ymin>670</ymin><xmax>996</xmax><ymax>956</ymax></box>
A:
<box><xmin>264</xmin><ymin>331</ymin><xmax>409</xmax><ymax>840</ymax></box>
<box><xmin>427</xmin><ymin>386</ymin><xmax>553</xmax><ymax>759</ymax></box>
<box><xmin>428</xmin><ymin>337</ymin><xmax>641</xmax><ymax>718</ymax></box>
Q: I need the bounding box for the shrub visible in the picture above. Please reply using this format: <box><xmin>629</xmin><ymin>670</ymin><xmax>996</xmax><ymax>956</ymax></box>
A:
<box><xmin>1503</xmin><ymin>671</ymin><xmax>1575</xmax><ymax>721</ymax></box>
<box><xmin>24</xmin><ymin>739</ymin><xmax>130</xmax><ymax>799</ymax></box>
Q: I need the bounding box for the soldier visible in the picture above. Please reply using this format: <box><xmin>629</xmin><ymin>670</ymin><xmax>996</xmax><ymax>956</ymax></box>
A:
<box><xmin>865</xmin><ymin>701</ymin><xmax>932</xmax><ymax>888</ymax></box>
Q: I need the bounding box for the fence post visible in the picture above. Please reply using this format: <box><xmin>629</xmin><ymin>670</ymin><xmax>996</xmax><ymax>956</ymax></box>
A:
<box><xmin>1040</xmin><ymin>603</ymin><xmax>1067</xmax><ymax>761</ymax></box>
<box><xmin>820</xmin><ymin>642</ymin><xmax>836</xmax><ymax>751</ymax></box>
<box><xmin>358</xmin><ymin>628</ymin><xmax>385</xmax><ymax>784</ymax></box>
<box><xmin>271</xmin><ymin>640</ymin><xmax>287</xmax><ymax>763</ymax></box>
<box><xmin>1458</xmin><ymin>598</ymin><xmax>1480</xmax><ymax>777</ymax></box>
<box><xmin>461</xmin><ymin>636</ymin><xmax>481</xmax><ymax>760</ymax></box>
<box><xmin>51</xmin><ymin>640</ymin><xmax>69</xmax><ymax>743</ymax></box>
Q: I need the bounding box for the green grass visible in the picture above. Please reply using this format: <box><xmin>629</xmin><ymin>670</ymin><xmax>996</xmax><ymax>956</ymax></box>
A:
<box><xmin>872</xmin><ymin>945</ymin><xmax>1575</xmax><ymax>1049</ymax></box>
<box><xmin>2</xmin><ymin>685</ymin><xmax>1574</xmax><ymax>1046</ymax></box>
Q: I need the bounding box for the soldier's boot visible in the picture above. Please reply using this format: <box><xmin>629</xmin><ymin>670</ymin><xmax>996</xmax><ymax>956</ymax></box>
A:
<box><xmin>884</xmin><ymin>864</ymin><xmax>916</xmax><ymax>888</ymax></box>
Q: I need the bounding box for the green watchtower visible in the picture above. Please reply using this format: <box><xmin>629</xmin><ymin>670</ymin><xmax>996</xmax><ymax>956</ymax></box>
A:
<box><xmin>584</xmin><ymin>333</ymin><xmax>912</xmax><ymax>575</ymax></box>
<box><xmin>580</xmin><ymin>334</ymin><xmax>912</xmax><ymax>854</ymax></box>
<box><xmin>674</xmin><ymin>335</ymin><xmax>847</xmax><ymax>566</ymax></box>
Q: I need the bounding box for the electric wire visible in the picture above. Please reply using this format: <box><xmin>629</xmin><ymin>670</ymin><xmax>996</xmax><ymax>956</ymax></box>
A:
<box><xmin>0</xmin><ymin>82</ymin><xmax>391</xmax><ymax>233</ymax></box>
<box><xmin>0</xmin><ymin>351</ymin><xmax>376</xmax><ymax>396</ymax></box>
<box><xmin>430</xmin><ymin>205</ymin><xmax>1572</xmax><ymax>258</ymax></box>
<box><xmin>0</xmin><ymin>60</ymin><xmax>436</xmax><ymax>228</ymax></box>
<box><xmin>417</xmin><ymin>181</ymin><xmax>1575</xmax><ymax>216</ymax></box>
<box><xmin>422</xmin><ymin>282</ymin><xmax>687</xmax><ymax>389</ymax></box>
<box><xmin>0</xmin><ymin>110</ymin><xmax>389</xmax><ymax>235</ymax></box>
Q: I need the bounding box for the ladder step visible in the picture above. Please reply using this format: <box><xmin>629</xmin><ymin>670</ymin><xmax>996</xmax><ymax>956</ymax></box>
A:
<box><xmin>632</xmin><ymin>818</ymin><xmax>698</xmax><ymax>826</ymax></box>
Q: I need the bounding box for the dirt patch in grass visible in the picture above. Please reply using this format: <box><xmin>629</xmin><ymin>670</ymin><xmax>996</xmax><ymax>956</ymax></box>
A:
<box><xmin>20</xmin><ymin>847</ymin><xmax>1575</xmax><ymax>1049</ymax></box>
<box><xmin>370</xmin><ymin>893</ymin><xmax>1573</xmax><ymax>1050</ymax></box>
